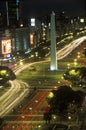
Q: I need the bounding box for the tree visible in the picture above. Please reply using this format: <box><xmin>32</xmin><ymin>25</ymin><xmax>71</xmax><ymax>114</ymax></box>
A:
<box><xmin>0</xmin><ymin>117</ymin><xmax>4</xmax><ymax>128</ymax></box>
<box><xmin>0</xmin><ymin>66</ymin><xmax>16</xmax><ymax>86</ymax></box>
<box><xmin>46</xmin><ymin>85</ymin><xmax>85</xmax><ymax>119</ymax></box>
<box><xmin>83</xmin><ymin>47</ymin><xmax>86</xmax><ymax>57</ymax></box>
<box><xmin>63</xmin><ymin>67</ymin><xmax>86</xmax><ymax>86</ymax></box>
<box><xmin>43</xmin><ymin>112</ymin><xmax>52</xmax><ymax>123</ymax></box>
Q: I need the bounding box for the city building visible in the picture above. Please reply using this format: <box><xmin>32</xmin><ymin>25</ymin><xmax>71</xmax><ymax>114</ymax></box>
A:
<box><xmin>6</xmin><ymin>0</ymin><xmax>22</xmax><ymax>27</ymax></box>
<box><xmin>12</xmin><ymin>27</ymin><xmax>30</xmax><ymax>53</ymax></box>
<box><xmin>0</xmin><ymin>29</ymin><xmax>12</xmax><ymax>60</ymax></box>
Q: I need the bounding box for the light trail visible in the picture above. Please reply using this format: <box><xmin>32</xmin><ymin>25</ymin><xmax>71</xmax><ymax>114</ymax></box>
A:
<box><xmin>57</xmin><ymin>36</ymin><xmax>86</xmax><ymax>60</ymax></box>
<box><xmin>0</xmin><ymin>80</ymin><xmax>29</xmax><ymax>117</ymax></box>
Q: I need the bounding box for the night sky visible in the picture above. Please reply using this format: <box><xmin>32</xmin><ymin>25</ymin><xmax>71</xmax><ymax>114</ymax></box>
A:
<box><xmin>21</xmin><ymin>0</ymin><xmax>85</xmax><ymax>18</ymax></box>
<box><xmin>0</xmin><ymin>0</ymin><xmax>85</xmax><ymax>18</ymax></box>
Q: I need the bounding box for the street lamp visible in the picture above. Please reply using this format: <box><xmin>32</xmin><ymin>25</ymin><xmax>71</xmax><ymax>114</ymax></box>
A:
<box><xmin>48</xmin><ymin>92</ymin><xmax>54</xmax><ymax>98</ymax></box>
<box><xmin>74</xmin><ymin>59</ymin><xmax>78</xmax><ymax>66</ymax></box>
<box><xmin>67</xmin><ymin>63</ymin><xmax>70</xmax><ymax>69</ymax></box>
<box><xmin>77</xmin><ymin>52</ymin><xmax>81</xmax><ymax>59</ymax></box>
<box><xmin>68</xmin><ymin>116</ymin><xmax>72</xmax><ymax>120</ymax></box>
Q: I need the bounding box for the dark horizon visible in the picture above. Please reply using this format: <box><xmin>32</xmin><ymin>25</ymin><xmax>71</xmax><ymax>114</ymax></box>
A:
<box><xmin>20</xmin><ymin>0</ymin><xmax>85</xmax><ymax>18</ymax></box>
<box><xmin>0</xmin><ymin>0</ymin><xmax>85</xmax><ymax>19</ymax></box>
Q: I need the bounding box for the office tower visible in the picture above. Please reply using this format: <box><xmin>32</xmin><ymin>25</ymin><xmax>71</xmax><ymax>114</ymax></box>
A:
<box><xmin>85</xmin><ymin>0</ymin><xmax>86</xmax><ymax>23</ymax></box>
<box><xmin>6</xmin><ymin>0</ymin><xmax>21</xmax><ymax>26</ymax></box>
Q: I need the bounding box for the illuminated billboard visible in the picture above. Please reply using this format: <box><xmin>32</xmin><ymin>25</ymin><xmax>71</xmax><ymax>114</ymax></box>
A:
<box><xmin>2</xmin><ymin>39</ymin><xmax>11</xmax><ymax>54</ymax></box>
<box><xmin>30</xmin><ymin>34</ymin><xmax>34</xmax><ymax>44</ymax></box>
<box><xmin>30</xmin><ymin>18</ymin><xmax>35</xmax><ymax>26</ymax></box>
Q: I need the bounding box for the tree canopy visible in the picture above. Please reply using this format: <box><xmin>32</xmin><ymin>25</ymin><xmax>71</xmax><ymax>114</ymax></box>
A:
<box><xmin>83</xmin><ymin>47</ymin><xmax>86</xmax><ymax>57</ymax></box>
<box><xmin>0</xmin><ymin>66</ymin><xmax>16</xmax><ymax>86</ymax></box>
<box><xmin>46</xmin><ymin>85</ymin><xmax>85</xmax><ymax>116</ymax></box>
<box><xmin>63</xmin><ymin>67</ymin><xmax>86</xmax><ymax>86</ymax></box>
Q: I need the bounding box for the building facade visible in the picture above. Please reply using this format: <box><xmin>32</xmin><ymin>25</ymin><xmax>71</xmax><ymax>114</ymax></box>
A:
<box><xmin>6</xmin><ymin>0</ymin><xmax>22</xmax><ymax>27</ymax></box>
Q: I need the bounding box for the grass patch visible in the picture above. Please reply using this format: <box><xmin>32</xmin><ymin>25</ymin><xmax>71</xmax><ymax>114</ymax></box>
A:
<box><xmin>17</xmin><ymin>62</ymin><xmax>65</xmax><ymax>88</ymax></box>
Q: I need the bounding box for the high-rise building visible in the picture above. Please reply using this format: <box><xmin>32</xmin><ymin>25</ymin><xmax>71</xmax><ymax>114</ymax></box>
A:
<box><xmin>6</xmin><ymin>0</ymin><xmax>22</xmax><ymax>26</ymax></box>
<box><xmin>85</xmin><ymin>0</ymin><xmax>86</xmax><ymax>23</ymax></box>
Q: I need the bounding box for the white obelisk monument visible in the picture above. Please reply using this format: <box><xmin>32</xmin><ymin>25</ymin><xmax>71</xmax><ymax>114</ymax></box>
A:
<box><xmin>50</xmin><ymin>11</ymin><xmax>58</xmax><ymax>71</ymax></box>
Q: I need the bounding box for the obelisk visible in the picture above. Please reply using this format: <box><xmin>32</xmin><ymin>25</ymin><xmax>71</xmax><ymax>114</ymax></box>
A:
<box><xmin>50</xmin><ymin>11</ymin><xmax>58</xmax><ymax>71</ymax></box>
